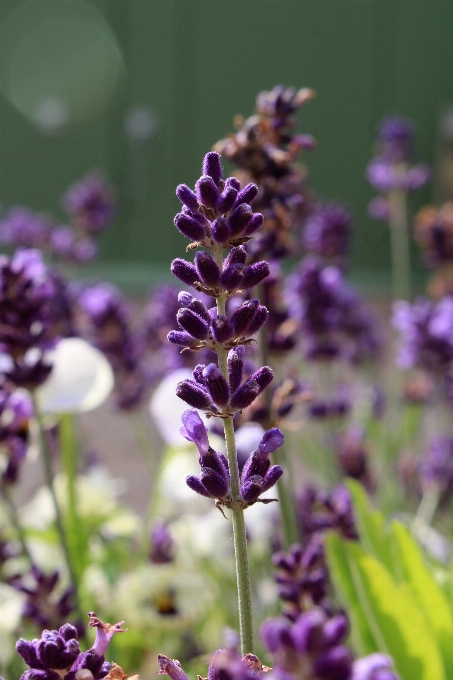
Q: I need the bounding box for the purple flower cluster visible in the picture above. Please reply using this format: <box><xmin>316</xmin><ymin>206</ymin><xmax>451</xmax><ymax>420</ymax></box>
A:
<box><xmin>0</xmin><ymin>208</ymin><xmax>51</xmax><ymax>249</ymax></box>
<box><xmin>336</xmin><ymin>426</ymin><xmax>374</xmax><ymax>491</ymax></box>
<box><xmin>15</xmin><ymin>613</ymin><xmax>126</xmax><ymax>680</ymax></box>
<box><xmin>392</xmin><ymin>296</ymin><xmax>453</xmax><ymax>373</ymax></box>
<box><xmin>175</xmin><ymin>349</ymin><xmax>272</xmax><ymax>417</ymax></box>
<box><xmin>214</xmin><ymin>86</ymin><xmax>315</xmax><ymax>260</ymax></box>
<box><xmin>180</xmin><ymin>409</ymin><xmax>283</xmax><ymax>505</ymax></box>
<box><xmin>158</xmin><ymin>646</ymin><xmax>268</xmax><ymax>680</ymax></box>
<box><xmin>286</xmin><ymin>258</ymin><xmax>381</xmax><ymax>363</ymax></box>
<box><xmin>298</xmin><ymin>485</ymin><xmax>358</xmax><ymax>542</ymax></box>
<box><xmin>76</xmin><ymin>282</ymin><xmax>148</xmax><ymax>408</ymax></box>
<box><xmin>61</xmin><ymin>172</ymin><xmax>116</xmax><ymax>236</ymax></box>
<box><xmin>366</xmin><ymin>115</ymin><xmax>430</xmax><ymax>222</ymax></box>
<box><xmin>9</xmin><ymin>565</ymin><xmax>76</xmax><ymax>631</ymax></box>
<box><xmin>303</xmin><ymin>202</ymin><xmax>353</xmax><ymax>261</ymax></box>
<box><xmin>168</xmin><ymin>292</ymin><xmax>268</xmax><ymax>354</ymax></box>
<box><xmin>414</xmin><ymin>202</ymin><xmax>453</xmax><ymax>270</ymax></box>
<box><xmin>0</xmin><ymin>388</ymin><xmax>33</xmax><ymax>485</ymax></box>
<box><xmin>149</xmin><ymin>523</ymin><xmax>174</xmax><ymax>564</ymax></box>
<box><xmin>0</xmin><ymin>249</ymin><xmax>61</xmax><ymax>388</ymax></box>
<box><xmin>261</xmin><ymin>607</ymin><xmax>353</xmax><ymax>680</ymax></box>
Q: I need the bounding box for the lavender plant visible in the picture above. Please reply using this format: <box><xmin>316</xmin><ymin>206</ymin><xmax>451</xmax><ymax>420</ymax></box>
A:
<box><xmin>168</xmin><ymin>150</ymin><xmax>286</xmax><ymax>654</ymax></box>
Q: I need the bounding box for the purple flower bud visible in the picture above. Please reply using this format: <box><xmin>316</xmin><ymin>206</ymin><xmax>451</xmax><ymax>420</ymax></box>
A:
<box><xmin>224</xmin><ymin>246</ymin><xmax>247</xmax><ymax>269</ymax></box>
<box><xmin>261</xmin><ymin>465</ymin><xmax>283</xmax><ymax>492</ymax></box>
<box><xmin>220</xmin><ymin>264</ymin><xmax>245</xmax><ymax>291</ymax></box>
<box><xmin>249</xmin><ymin>366</ymin><xmax>274</xmax><ymax>393</ymax></box>
<box><xmin>192</xmin><ymin>364</ymin><xmax>207</xmax><ymax>385</ymax></box>
<box><xmin>176</xmin><ymin>380</ymin><xmax>212</xmax><ymax>409</ymax></box>
<box><xmin>228</xmin><ymin>204</ymin><xmax>253</xmax><ymax>236</ymax></box>
<box><xmin>157</xmin><ymin>655</ymin><xmax>190</xmax><ymax>680</ymax></box>
<box><xmin>217</xmin><ymin>186</ymin><xmax>238</xmax><ymax>214</ymax></box>
<box><xmin>200</xmin><ymin>467</ymin><xmax>229</xmax><ymax>498</ymax></box>
<box><xmin>59</xmin><ymin>625</ymin><xmax>78</xmax><ymax>642</ymax></box>
<box><xmin>260</xmin><ymin>618</ymin><xmax>295</xmax><ymax>654</ymax></box>
<box><xmin>167</xmin><ymin>330</ymin><xmax>199</xmax><ymax>348</ymax></box>
<box><xmin>177</xmin><ymin>308</ymin><xmax>209</xmax><ymax>340</ymax></box>
<box><xmin>234</xmin><ymin>183</ymin><xmax>258</xmax><ymax>208</ymax></box>
<box><xmin>203</xmin><ymin>363</ymin><xmax>230</xmax><ymax>407</ymax></box>
<box><xmin>228</xmin><ymin>348</ymin><xmax>244</xmax><ymax>394</ymax></box>
<box><xmin>189</xmin><ymin>298</ymin><xmax>211</xmax><ymax>323</ymax></box>
<box><xmin>242</xmin><ymin>261</ymin><xmax>270</xmax><ymax>289</ymax></box>
<box><xmin>180</xmin><ymin>409</ymin><xmax>209</xmax><ymax>456</ymax></box>
<box><xmin>292</xmin><ymin>609</ymin><xmax>326</xmax><ymax>654</ymax></box>
<box><xmin>202</xmin><ymin>152</ymin><xmax>223</xmax><ymax>186</ymax></box>
<box><xmin>178</xmin><ymin>291</ymin><xmax>194</xmax><ymax>307</ymax></box>
<box><xmin>312</xmin><ymin>646</ymin><xmax>353</xmax><ymax>680</ymax></box>
<box><xmin>196</xmin><ymin>176</ymin><xmax>219</xmax><ymax>209</ymax></box>
<box><xmin>322</xmin><ymin>617</ymin><xmax>347</xmax><ymax>648</ymax></box>
<box><xmin>194</xmin><ymin>251</ymin><xmax>221</xmax><ymax>287</ymax></box>
<box><xmin>225</xmin><ymin>177</ymin><xmax>241</xmax><ymax>192</ymax></box>
<box><xmin>171</xmin><ymin>258</ymin><xmax>199</xmax><ymax>286</ymax></box>
<box><xmin>231</xmin><ymin>299</ymin><xmax>260</xmax><ymax>336</ymax></box>
<box><xmin>211</xmin><ymin>315</ymin><xmax>234</xmax><ymax>343</ymax></box>
<box><xmin>186</xmin><ymin>475</ymin><xmax>213</xmax><ymax>498</ymax></box>
<box><xmin>258</xmin><ymin>428</ymin><xmax>285</xmax><ymax>454</ymax></box>
<box><xmin>16</xmin><ymin>640</ymin><xmax>42</xmax><ymax>669</ymax></box>
<box><xmin>176</xmin><ymin>184</ymin><xmax>199</xmax><ymax>212</ymax></box>
<box><xmin>245</xmin><ymin>213</ymin><xmax>264</xmax><ymax>236</ymax></box>
<box><xmin>174</xmin><ymin>213</ymin><xmax>207</xmax><ymax>241</ymax></box>
<box><xmin>229</xmin><ymin>379</ymin><xmax>260</xmax><ymax>409</ymax></box>
<box><xmin>246</xmin><ymin>305</ymin><xmax>269</xmax><ymax>336</ymax></box>
<box><xmin>211</xmin><ymin>217</ymin><xmax>231</xmax><ymax>243</ymax></box>
<box><xmin>352</xmin><ymin>653</ymin><xmax>397</xmax><ymax>680</ymax></box>
<box><xmin>404</xmin><ymin>164</ymin><xmax>431</xmax><ymax>191</ymax></box>
<box><xmin>241</xmin><ymin>476</ymin><xmax>266</xmax><ymax>503</ymax></box>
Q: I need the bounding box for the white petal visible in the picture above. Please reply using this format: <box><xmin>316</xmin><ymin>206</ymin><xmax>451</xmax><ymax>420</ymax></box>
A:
<box><xmin>35</xmin><ymin>338</ymin><xmax>114</xmax><ymax>414</ymax></box>
<box><xmin>149</xmin><ymin>368</ymin><xmax>207</xmax><ymax>446</ymax></box>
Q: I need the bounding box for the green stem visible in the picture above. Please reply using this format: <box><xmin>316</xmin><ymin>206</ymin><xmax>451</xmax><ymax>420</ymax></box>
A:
<box><xmin>214</xmin><ymin>245</ymin><xmax>254</xmax><ymax>655</ymax></box>
<box><xmin>388</xmin><ymin>185</ymin><xmax>410</xmax><ymax>301</ymax></box>
<box><xmin>59</xmin><ymin>414</ymin><xmax>82</xmax><ymax>582</ymax></box>
<box><xmin>33</xmin><ymin>399</ymin><xmax>83</xmax><ymax>620</ymax></box>
<box><xmin>2</xmin><ymin>486</ymin><xmax>32</xmax><ymax>562</ymax></box>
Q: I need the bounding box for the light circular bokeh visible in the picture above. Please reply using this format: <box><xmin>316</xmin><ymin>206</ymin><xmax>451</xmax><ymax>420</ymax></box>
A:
<box><xmin>0</xmin><ymin>0</ymin><xmax>124</xmax><ymax>131</ymax></box>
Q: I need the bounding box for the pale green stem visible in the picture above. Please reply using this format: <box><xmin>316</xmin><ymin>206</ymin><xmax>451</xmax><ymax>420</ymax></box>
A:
<box><xmin>413</xmin><ymin>484</ymin><xmax>440</xmax><ymax>529</ymax></box>
<box><xmin>2</xmin><ymin>486</ymin><xmax>32</xmax><ymax>562</ymax></box>
<box><xmin>388</xmin><ymin>184</ymin><xmax>410</xmax><ymax>301</ymax></box>
<box><xmin>33</xmin><ymin>399</ymin><xmax>82</xmax><ymax>619</ymax></box>
<box><xmin>59</xmin><ymin>413</ymin><xmax>82</xmax><ymax>582</ymax></box>
<box><xmin>214</xmin><ymin>245</ymin><xmax>254</xmax><ymax>655</ymax></box>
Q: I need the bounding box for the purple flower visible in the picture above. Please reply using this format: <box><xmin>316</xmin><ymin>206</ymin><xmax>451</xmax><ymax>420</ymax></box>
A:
<box><xmin>352</xmin><ymin>653</ymin><xmax>398</xmax><ymax>680</ymax></box>
<box><xmin>150</xmin><ymin>523</ymin><xmax>174</xmax><ymax>564</ymax></box>
<box><xmin>240</xmin><ymin>427</ymin><xmax>284</xmax><ymax>503</ymax></box>
<box><xmin>392</xmin><ymin>296</ymin><xmax>453</xmax><ymax>373</ymax></box>
<box><xmin>0</xmin><ymin>207</ymin><xmax>51</xmax><ymax>249</ymax></box>
<box><xmin>377</xmin><ymin>115</ymin><xmax>415</xmax><ymax>163</ymax></box>
<box><xmin>303</xmin><ymin>203</ymin><xmax>352</xmax><ymax>260</ymax></box>
<box><xmin>419</xmin><ymin>436</ymin><xmax>453</xmax><ymax>500</ymax></box>
<box><xmin>61</xmin><ymin>172</ymin><xmax>116</xmax><ymax>234</ymax></box>
<box><xmin>180</xmin><ymin>409</ymin><xmax>209</xmax><ymax>456</ymax></box>
<box><xmin>0</xmin><ymin>389</ymin><xmax>34</xmax><ymax>486</ymax></box>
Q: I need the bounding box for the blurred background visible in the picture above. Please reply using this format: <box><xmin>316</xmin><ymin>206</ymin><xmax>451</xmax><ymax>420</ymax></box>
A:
<box><xmin>0</xmin><ymin>0</ymin><xmax>452</xmax><ymax>291</ymax></box>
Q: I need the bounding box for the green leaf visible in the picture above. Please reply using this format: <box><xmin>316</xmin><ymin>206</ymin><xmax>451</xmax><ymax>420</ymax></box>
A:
<box><xmin>392</xmin><ymin>521</ymin><xmax>453</xmax><ymax>677</ymax></box>
<box><xmin>326</xmin><ymin>535</ymin><xmax>445</xmax><ymax>680</ymax></box>
<box><xmin>325</xmin><ymin>532</ymin><xmax>378</xmax><ymax>656</ymax></box>
<box><xmin>346</xmin><ymin>479</ymin><xmax>396</xmax><ymax>576</ymax></box>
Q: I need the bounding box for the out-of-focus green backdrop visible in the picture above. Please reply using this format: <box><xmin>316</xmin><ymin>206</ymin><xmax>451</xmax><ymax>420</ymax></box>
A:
<box><xmin>0</xmin><ymin>0</ymin><xmax>452</xmax><ymax>290</ymax></box>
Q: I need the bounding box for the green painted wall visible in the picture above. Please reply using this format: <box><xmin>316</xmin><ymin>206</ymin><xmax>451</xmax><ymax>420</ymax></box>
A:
<box><xmin>0</xmin><ymin>0</ymin><xmax>452</xmax><ymax>288</ymax></box>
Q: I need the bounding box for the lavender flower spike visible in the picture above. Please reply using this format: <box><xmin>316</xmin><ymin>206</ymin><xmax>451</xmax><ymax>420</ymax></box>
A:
<box><xmin>180</xmin><ymin>409</ymin><xmax>209</xmax><ymax>456</ymax></box>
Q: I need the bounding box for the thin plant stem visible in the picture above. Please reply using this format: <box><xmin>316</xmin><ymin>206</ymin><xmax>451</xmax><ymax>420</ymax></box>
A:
<box><xmin>2</xmin><ymin>486</ymin><xmax>32</xmax><ymax>562</ymax></box>
<box><xmin>59</xmin><ymin>413</ymin><xmax>83</xmax><ymax>582</ymax></box>
<box><xmin>33</xmin><ymin>398</ymin><xmax>83</xmax><ymax>620</ymax></box>
<box><xmin>388</xmin><ymin>186</ymin><xmax>410</xmax><ymax>301</ymax></box>
<box><xmin>214</xmin><ymin>245</ymin><xmax>254</xmax><ymax>655</ymax></box>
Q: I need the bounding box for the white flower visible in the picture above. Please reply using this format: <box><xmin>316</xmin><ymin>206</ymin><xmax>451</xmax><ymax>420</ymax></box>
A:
<box><xmin>35</xmin><ymin>337</ymin><xmax>114</xmax><ymax>414</ymax></box>
<box><xmin>149</xmin><ymin>369</ymin><xmax>208</xmax><ymax>446</ymax></box>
